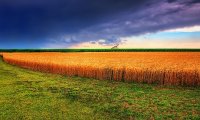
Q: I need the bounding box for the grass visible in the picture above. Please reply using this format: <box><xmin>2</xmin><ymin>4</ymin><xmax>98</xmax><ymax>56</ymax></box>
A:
<box><xmin>0</xmin><ymin>56</ymin><xmax>200</xmax><ymax>120</ymax></box>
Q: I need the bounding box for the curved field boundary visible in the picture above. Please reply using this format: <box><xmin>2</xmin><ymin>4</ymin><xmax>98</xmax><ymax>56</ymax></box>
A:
<box><xmin>2</xmin><ymin>52</ymin><xmax>200</xmax><ymax>86</ymax></box>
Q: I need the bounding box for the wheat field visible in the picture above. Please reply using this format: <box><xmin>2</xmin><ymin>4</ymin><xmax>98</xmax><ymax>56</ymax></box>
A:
<box><xmin>2</xmin><ymin>52</ymin><xmax>200</xmax><ymax>86</ymax></box>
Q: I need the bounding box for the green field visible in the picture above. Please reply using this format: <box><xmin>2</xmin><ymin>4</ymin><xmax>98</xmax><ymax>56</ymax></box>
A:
<box><xmin>0</xmin><ymin>57</ymin><xmax>200</xmax><ymax>120</ymax></box>
<box><xmin>1</xmin><ymin>48</ymin><xmax>200</xmax><ymax>52</ymax></box>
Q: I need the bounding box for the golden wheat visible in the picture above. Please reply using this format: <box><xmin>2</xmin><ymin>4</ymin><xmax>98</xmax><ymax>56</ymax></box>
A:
<box><xmin>2</xmin><ymin>52</ymin><xmax>200</xmax><ymax>86</ymax></box>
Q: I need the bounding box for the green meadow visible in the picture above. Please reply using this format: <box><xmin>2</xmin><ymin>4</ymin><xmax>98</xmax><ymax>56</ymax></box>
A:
<box><xmin>0</xmin><ymin>57</ymin><xmax>199</xmax><ymax>120</ymax></box>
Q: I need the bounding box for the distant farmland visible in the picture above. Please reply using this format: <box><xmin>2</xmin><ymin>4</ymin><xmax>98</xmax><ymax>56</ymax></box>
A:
<box><xmin>1</xmin><ymin>48</ymin><xmax>200</xmax><ymax>52</ymax></box>
<box><xmin>2</xmin><ymin>52</ymin><xmax>200</xmax><ymax>86</ymax></box>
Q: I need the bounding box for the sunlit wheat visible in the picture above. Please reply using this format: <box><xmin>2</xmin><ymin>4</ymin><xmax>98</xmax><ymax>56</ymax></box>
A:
<box><xmin>2</xmin><ymin>52</ymin><xmax>200</xmax><ymax>86</ymax></box>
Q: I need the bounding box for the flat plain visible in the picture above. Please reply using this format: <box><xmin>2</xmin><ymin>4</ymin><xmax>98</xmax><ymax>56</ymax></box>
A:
<box><xmin>0</xmin><ymin>56</ymin><xmax>200</xmax><ymax>120</ymax></box>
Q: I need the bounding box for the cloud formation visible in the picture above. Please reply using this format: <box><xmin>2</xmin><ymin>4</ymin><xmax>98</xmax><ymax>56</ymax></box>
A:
<box><xmin>0</xmin><ymin>0</ymin><xmax>200</xmax><ymax>48</ymax></box>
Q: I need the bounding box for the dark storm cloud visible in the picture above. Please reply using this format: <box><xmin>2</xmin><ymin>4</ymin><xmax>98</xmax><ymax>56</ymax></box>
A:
<box><xmin>53</xmin><ymin>0</ymin><xmax>200</xmax><ymax>46</ymax></box>
<box><xmin>0</xmin><ymin>0</ymin><xmax>147</xmax><ymax>39</ymax></box>
<box><xmin>0</xmin><ymin>0</ymin><xmax>200</xmax><ymax>48</ymax></box>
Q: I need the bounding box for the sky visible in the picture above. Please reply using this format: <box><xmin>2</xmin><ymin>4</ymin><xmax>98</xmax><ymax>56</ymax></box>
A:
<box><xmin>0</xmin><ymin>0</ymin><xmax>200</xmax><ymax>49</ymax></box>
